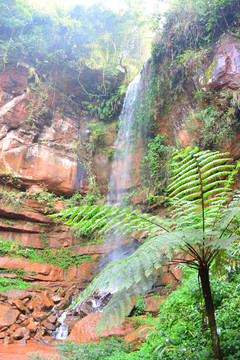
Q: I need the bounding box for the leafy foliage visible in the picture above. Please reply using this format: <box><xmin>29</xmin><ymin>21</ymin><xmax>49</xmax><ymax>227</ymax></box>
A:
<box><xmin>152</xmin><ymin>0</ymin><xmax>239</xmax><ymax>64</ymax></box>
<box><xmin>27</xmin><ymin>337</ymin><xmax>130</xmax><ymax>360</ymax></box>
<box><xmin>86</xmin><ymin>122</ymin><xmax>108</xmax><ymax>153</ymax></box>
<box><xmin>0</xmin><ymin>187</ymin><xmax>25</xmax><ymax>208</ymax></box>
<box><xmin>56</xmin><ymin>337</ymin><xmax>130</xmax><ymax>360</ymax></box>
<box><xmin>127</xmin><ymin>272</ymin><xmax>240</xmax><ymax>360</ymax></box>
<box><xmin>186</xmin><ymin>89</ymin><xmax>240</xmax><ymax>150</ymax></box>
<box><xmin>29</xmin><ymin>190</ymin><xmax>58</xmax><ymax>213</ymax></box>
<box><xmin>0</xmin><ymin>0</ymin><xmax>150</xmax><ymax>83</ymax></box>
<box><xmin>132</xmin><ymin>296</ymin><xmax>147</xmax><ymax>316</ymax></box>
<box><xmin>168</xmin><ymin>147</ymin><xmax>235</xmax><ymax>231</ymax></box>
<box><xmin>141</xmin><ymin>134</ymin><xmax>169</xmax><ymax>194</ymax></box>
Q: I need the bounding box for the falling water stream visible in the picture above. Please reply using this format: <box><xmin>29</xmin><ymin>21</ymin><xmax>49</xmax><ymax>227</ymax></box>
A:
<box><xmin>108</xmin><ymin>63</ymin><xmax>148</xmax><ymax>205</ymax></box>
<box><xmin>105</xmin><ymin>63</ymin><xmax>149</xmax><ymax>263</ymax></box>
<box><xmin>54</xmin><ymin>312</ymin><xmax>68</xmax><ymax>340</ymax></box>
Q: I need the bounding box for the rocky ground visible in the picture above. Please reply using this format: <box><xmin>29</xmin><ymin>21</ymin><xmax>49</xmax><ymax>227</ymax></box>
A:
<box><xmin>0</xmin><ymin>245</ymin><xmax>181</xmax><ymax>360</ymax></box>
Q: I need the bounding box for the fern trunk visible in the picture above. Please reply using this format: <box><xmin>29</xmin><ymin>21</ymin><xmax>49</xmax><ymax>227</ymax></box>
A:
<box><xmin>199</xmin><ymin>264</ymin><xmax>222</xmax><ymax>360</ymax></box>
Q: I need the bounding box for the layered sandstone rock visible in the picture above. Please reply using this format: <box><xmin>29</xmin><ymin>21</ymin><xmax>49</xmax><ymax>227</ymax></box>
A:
<box><xmin>0</xmin><ymin>257</ymin><xmax>97</xmax><ymax>283</ymax></box>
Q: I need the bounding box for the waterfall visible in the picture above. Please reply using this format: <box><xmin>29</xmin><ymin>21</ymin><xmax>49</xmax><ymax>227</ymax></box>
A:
<box><xmin>108</xmin><ymin>63</ymin><xmax>148</xmax><ymax>205</ymax></box>
<box><xmin>104</xmin><ymin>62</ymin><xmax>149</xmax><ymax>264</ymax></box>
<box><xmin>54</xmin><ymin>311</ymin><xmax>69</xmax><ymax>340</ymax></box>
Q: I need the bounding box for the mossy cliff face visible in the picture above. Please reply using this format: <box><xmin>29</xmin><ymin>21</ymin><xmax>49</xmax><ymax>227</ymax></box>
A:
<box><xmin>151</xmin><ymin>34</ymin><xmax>240</xmax><ymax>156</ymax></box>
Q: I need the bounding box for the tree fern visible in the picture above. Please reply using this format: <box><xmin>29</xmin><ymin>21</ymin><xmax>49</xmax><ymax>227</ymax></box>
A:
<box><xmin>53</xmin><ymin>148</ymin><xmax>240</xmax><ymax>360</ymax></box>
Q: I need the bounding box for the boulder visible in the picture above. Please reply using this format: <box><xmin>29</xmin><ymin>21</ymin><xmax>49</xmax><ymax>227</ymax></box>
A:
<box><xmin>33</xmin><ymin>312</ymin><xmax>48</xmax><ymax>322</ymax></box>
<box><xmin>0</xmin><ymin>291</ymin><xmax>8</xmax><ymax>302</ymax></box>
<box><xmin>206</xmin><ymin>35</ymin><xmax>240</xmax><ymax>90</ymax></box>
<box><xmin>42</xmin><ymin>320</ymin><xmax>56</xmax><ymax>332</ymax></box>
<box><xmin>28</xmin><ymin>293</ymin><xmax>54</xmax><ymax>314</ymax></box>
<box><xmin>79</xmin><ymin>292</ymin><xmax>112</xmax><ymax>317</ymax></box>
<box><xmin>0</xmin><ymin>304</ymin><xmax>20</xmax><ymax>329</ymax></box>
<box><xmin>143</xmin><ymin>296</ymin><xmax>165</xmax><ymax>315</ymax></box>
<box><xmin>26</xmin><ymin>318</ymin><xmax>38</xmax><ymax>335</ymax></box>
<box><xmin>9</xmin><ymin>298</ymin><xmax>27</xmax><ymax>313</ymax></box>
<box><xmin>52</xmin><ymin>295</ymin><xmax>61</xmax><ymax>304</ymax></box>
<box><xmin>47</xmin><ymin>315</ymin><xmax>57</xmax><ymax>324</ymax></box>
<box><xmin>11</xmin><ymin>327</ymin><xmax>30</xmax><ymax>341</ymax></box>
<box><xmin>79</xmin><ymin>299</ymin><xmax>97</xmax><ymax>317</ymax></box>
<box><xmin>3</xmin><ymin>336</ymin><xmax>14</xmax><ymax>344</ymax></box>
<box><xmin>5</xmin><ymin>289</ymin><xmax>32</xmax><ymax>300</ymax></box>
<box><xmin>125</xmin><ymin>324</ymin><xmax>155</xmax><ymax>346</ymax></box>
<box><xmin>41</xmin><ymin>291</ymin><xmax>55</xmax><ymax>309</ymax></box>
<box><xmin>67</xmin><ymin>313</ymin><xmax>135</xmax><ymax>344</ymax></box>
<box><xmin>6</xmin><ymin>323</ymin><xmax>18</xmax><ymax>335</ymax></box>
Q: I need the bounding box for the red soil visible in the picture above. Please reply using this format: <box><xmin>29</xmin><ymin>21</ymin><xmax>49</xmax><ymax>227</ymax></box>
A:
<box><xmin>0</xmin><ymin>340</ymin><xmax>59</xmax><ymax>360</ymax></box>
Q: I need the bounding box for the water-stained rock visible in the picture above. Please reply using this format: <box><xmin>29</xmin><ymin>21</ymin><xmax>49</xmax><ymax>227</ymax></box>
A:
<box><xmin>78</xmin><ymin>292</ymin><xmax>112</xmax><ymax>317</ymax></box>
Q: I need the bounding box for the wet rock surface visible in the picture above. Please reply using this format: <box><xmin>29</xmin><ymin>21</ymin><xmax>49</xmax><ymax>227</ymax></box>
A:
<box><xmin>0</xmin><ymin>255</ymin><xmax>100</xmax><ymax>345</ymax></box>
<box><xmin>67</xmin><ymin>312</ymin><xmax>135</xmax><ymax>344</ymax></box>
<box><xmin>0</xmin><ymin>242</ymin><xmax>179</xmax><ymax>345</ymax></box>
<box><xmin>0</xmin><ymin>283</ymin><xmax>79</xmax><ymax>344</ymax></box>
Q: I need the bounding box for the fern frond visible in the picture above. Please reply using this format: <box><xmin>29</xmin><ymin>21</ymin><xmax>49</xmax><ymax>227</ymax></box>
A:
<box><xmin>201</xmin><ymin>168</ymin><xmax>233</xmax><ymax>181</ymax></box>
<box><xmin>200</xmin><ymin>159</ymin><xmax>233</xmax><ymax>172</ymax></box>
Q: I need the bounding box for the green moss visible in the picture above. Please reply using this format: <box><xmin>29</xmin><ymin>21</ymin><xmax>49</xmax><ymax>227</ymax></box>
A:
<box><xmin>0</xmin><ymin>276</ymin><xmax>31</xmax><ymax>292</ymax></box>
<box><xmin>0</xmin><ymin>239</ymin><xmax>93</xmax><ymax>271</ymax></box>
<box><xmin>29</xmin><ymin>190</ymin><xmax>58</xmax><ymax>213</ymax></box>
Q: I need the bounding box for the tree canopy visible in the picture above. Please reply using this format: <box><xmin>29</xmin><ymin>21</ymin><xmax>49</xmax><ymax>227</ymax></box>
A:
<box><xmin>0</xmin><ymin>0</ymin><xmax>151</xmax><ymax>81</ymax></box>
